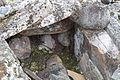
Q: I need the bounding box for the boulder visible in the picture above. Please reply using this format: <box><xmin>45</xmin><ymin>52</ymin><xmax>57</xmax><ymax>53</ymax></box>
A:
<box><xmin>74</xmin><ymin>28</ymin><xmax>84</xmax><ymax>60</ymax></box>
<box><xmin>9</xmin><ymin>36</ymin><xmax>31</xmax><ymax>59</ymax></box>
<box><xmin>37</xmin><ymin>55</ymin><xmax>70</xmax><ymax>80</ymax></box>
<box><xmin>58</xmin><ymin>31</ymin><xmax>70</xmax><ymax>47</ymax></box>
<box><xmin>106</xmin><ymin>15</ymin><xmax>120</xmax><ymax>50</ymax></box>
<box><xmin>0</xmin><ymin>39</ymin><xmax>30</xmax><ymax>80</ymax></box>
<box><xmin>79</xmin><ymin>52</ymin><xmax>104</xmax><ymax>80</ymax></box>
<box><xmin>0</xmin><ymin>0</ymin><xmax>81</xmax><ymax>39</ymax></box>
<box><xmin>41</xmin><ymin>35</ymin><xmax>56</xmax><ymax>49</ymax></box>
<box><xmin>71</xmin><ymin>2</ymin><xmax>110</xmax><ymax>29</ymax></box>
<box><xmin>75</xmin><ymin>28</ymin><xmax>120</xmax><ymax>79</ymax></box>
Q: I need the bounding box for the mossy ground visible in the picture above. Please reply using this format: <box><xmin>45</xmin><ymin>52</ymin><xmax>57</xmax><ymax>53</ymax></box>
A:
<box><xmin>21</xmin><ymin>47</ymin><xmax>80</xmax><ymax>73</ymax></box>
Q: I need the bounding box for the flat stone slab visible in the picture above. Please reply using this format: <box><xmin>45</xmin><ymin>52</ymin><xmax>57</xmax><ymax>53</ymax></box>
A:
<box><xmin>0</xmin><ymin>0</ymin><xmax>81</xmax><ymax>39</ymax></box>
<box><xmin>20</xmin><ymin>18</ymin><xmax>74</xmax><ymax>36</ymax></box>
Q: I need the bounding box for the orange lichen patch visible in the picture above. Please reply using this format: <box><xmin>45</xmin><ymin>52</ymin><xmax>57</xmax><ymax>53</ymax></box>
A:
<box><xmin>67</xmin><ymin>70</ymin><xmax>85</xmax><ymax>80</ymax></box>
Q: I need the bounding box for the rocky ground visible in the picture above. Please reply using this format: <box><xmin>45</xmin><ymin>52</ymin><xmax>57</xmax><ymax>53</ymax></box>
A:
<box><xmin>7</xmin><ymin>28</ymin><xmax>82</xmax><ymax>80</ymax></box>
<box><xmin>0</xmin><ymin>0</ymin><xmax>120</xmax><ymax>80</ymax></box>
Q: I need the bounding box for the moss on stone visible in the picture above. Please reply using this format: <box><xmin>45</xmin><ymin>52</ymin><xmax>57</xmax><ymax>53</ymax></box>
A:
<box><xmin>21</xmin><ymin>47</ymin><xmax>79</xmax><ymax>73</ymax></box>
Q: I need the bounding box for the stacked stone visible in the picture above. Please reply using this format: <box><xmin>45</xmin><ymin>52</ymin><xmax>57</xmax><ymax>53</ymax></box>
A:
<box><xmin>0</xmin><ymin>0</ymin><xmax>120</xmax><ymax>80</ymax></box>
<box><xmin>74</xmin><ymin>1</ymin><xmax>120</xmax><ymax>80</ymax></box>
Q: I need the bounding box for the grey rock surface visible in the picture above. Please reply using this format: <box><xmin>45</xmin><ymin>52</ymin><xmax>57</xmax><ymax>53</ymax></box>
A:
<box><xmin>0</xmin><ymin>0</ymin><xmax>81</xmax><ymax>39</ymax></box>
<box><xmin>106</xmin><ymin>15</ymin><xmax>120</xmax><ymax>50</ymax></box>
<box><xmin>0</xmin><ymin>0</ymin><xmax>5</xmax><ymax>7</ymax></box>
<box><xmin>101</xmin><ymin>0</ymin><xmax>114</xmax><ymax>4</ymax></box>
<box><xmin>41</xmin><ymin>35</ymin><xmax>56</xmax><ymax>49</ymax></box>
<box><xmin>9</xmin><ymin>36</ymin><xmax>31</xmax><ymax>59</ymax></box>
<box><xmin>112</xmin><ymin>65</ymin><xmax>120</xmax><ymax>80</ymax></box>
<box><xmin>0</xmin><ymin>39</ymin><xmax>30</xmax><ymax>80</ymax></box>
<box><xmin>79</xmin><ymin>52</ymin><xmax>104</xmax><ymax>80</ymax></box>
<box><xmin>71</xmin><ymin>2</ymin><xmax>110</xmax><ymax>29</ymax></box>
<box><xmin>81</xmin><ymin>30</ymin><xmax>119</xmax><ymax>79</ymax></box>
<box><xmin>73</xmin><ymin>28</ymin><xmax>120</xmax><ymax>79</ymax></box>
<box><xmin>74</xmin><ymin>28</ymin><xmax>84</xmax><ymax>60</ymax></box>
<box><xmin>58</xmin><ymin>31</ymin><xmax>70</xmax><ymax>47</ymax></box>
<box><xmin>20</xmin><ymin>18</ymin><xmax>74</xmax><ymax>36</ymax></box>
<box><xmin>37</xmin><ymin>55</ymin><xmax>70</xmax><ymax>80</ymax></box>
<box><xmin>0</xmin><ymin>0</ymin><xmax>120</xmax><ymax>80</ymax></box>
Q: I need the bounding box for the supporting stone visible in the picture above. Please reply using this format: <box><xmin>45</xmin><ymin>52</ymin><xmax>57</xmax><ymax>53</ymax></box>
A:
<box><xmin>0</xmin><ymin>39</ymin><xmax>30</xmax><ymax>80</ymax></box>
<box><xmin>79</xmin><ymin>52</ymin><xmax>104</xmax><ymax>80</ymax></box>
<box><xmin>37</xmin><ymin>55</ymin><xmax>70</xmax><ymax>80</ymax></box>
<box><xmin>9</xmin><ymin>36</ymin><xmax>31</xmax><ymax>60</ymax></box>
<box><xmin>76</xmin><ymin>28</ymin><xmax>120</xmax><ymax>80</ymax></box>
<box><xmin>106</xmin><ymin>16</ymin><xmax>120</xmax><ymax>50</ymax></box>
<box><xmin>20</xmin><ymin>18</ymin><xmax>73</xmax><ymax>36</ymax></box>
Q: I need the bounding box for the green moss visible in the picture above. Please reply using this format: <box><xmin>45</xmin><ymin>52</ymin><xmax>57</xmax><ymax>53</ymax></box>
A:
<box><xmin>21</xmin><ymin>48</ymin><xmax>51</xmax><ymax>72</ymax></box>
<box><xmin>58</xmin><ymin>52</ymin><xmax>79</xmax><ymax>73</ymax></box>
<box><xmin>21</xmin><ymin>48</ymin><xmax>79</xmax><ymax>73</ymax></box>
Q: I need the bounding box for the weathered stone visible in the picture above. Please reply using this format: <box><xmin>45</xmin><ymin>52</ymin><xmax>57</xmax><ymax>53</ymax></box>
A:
<box><xmin>0</xmin><ymin>0</ymin><xmax>81</xmax><ymax>39</ymax></box>
<box><xmin>82</xmin><ymin>30</ymin><xmax>119</xmax><ymax>80</ymax></box>
<box><xmin>112</xmin><ymin>65</ymin><xmax>120</xmax><ymax>80</ymax></box>
<box><xmin>41</xmin><ymin>35</ymin><xmax>55</xmax><ymax>49</ymax></box>
<box><xmin>79</xmin><ymin>29</ymin><xmax>119</xmax><ymax>79</ymax></box>
<box><xmin>37</xmin><ymin>55</ymin><xmax>70</xmax><ymax>80</ymax></box>
<box><xmin>0</xmin><ymin>39</ymin><xmax>30</xmax><ymax>80</ymax></box>
<box><xmin>108</xmin><ymin>3</ymin><xmax>120</xmax><ymax>12</ymax></box>
<box><xmin>40</xmin><ymin>0</ymin><xmax>81</xmax><ymax>27</ymax></box>
<box><xmin>20</xmin><ymin>18</ymin><xmax>74</xmax><ymax>36</ymax></box>
<box><xmin>0</xmin><ymin>0</ymin><xmax>5</xmax><ymax>7</ymax></box>
<box><xmin>0</xmin><ymin>1</ymin><xmax>120</xmax><ymax>80</ymax></box>
<box><xmin>79</xmin><ymin>52</ymin><xmax>104</xmax><ymax>80</ymax></box>
<box><xmin>24</xmin><ymin>68</ymin><xmax>42</xmax><ymax>80</ymax></box>
<box><xmin>70</xmin><ymin>2</ymin><xmax>120</xmax><ymax>29</ymax></box>
<box><xmin>74</xmin><ymin>28</ymin><xmax>84</xmax><ymax>60</ymax></box>
<box><xmin>106</xmin><ymin>15</ymin><xmax>120</xmax><ymax>50</ymax></box>
<box><xmin>9</xmin><ymin>36</ymin><xmax>31</xmax><ymax>59</ymax></box>
<box><xmin>71</xmin><ymin>2</ymin><xmax>110</xmax><ymax>29</ymax></box>
<box><xmin>57</xmin><ymin>31</ymin><xmax>70</xmax><ymax>47</ymax></box>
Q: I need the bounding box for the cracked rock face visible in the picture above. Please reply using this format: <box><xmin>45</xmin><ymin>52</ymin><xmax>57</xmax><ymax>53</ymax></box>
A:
<box><xmin>79</xmin><ymin>52</ymin><xmax>104</xmax><ymax>80</ymax></box>
<box><xmin>76</xmin><ymin>29</ymin><xmax>120</xmax><ymax>80</ymax></box>
<box><xmin>106</xmin><ymin>15</ymin><xmax>120</xmax><ymax>50</ymax></box>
